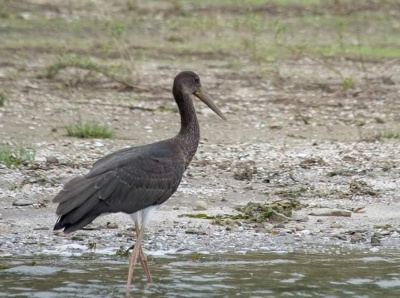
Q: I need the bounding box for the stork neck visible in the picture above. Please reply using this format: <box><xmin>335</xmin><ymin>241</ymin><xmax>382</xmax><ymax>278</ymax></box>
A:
<box><xmin>175</xmin><ymin>93</ymin><xmax>200</xmax><ymax>163</ymax></box>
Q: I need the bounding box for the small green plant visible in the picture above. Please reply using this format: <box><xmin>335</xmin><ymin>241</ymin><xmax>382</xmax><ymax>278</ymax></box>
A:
<box><xmin>108</xmin><ymin>22</ymin><xmax>126</xmax><ymax>38</ymax></box>
<box><xmin>43</xmin><ymin>54</ymin><xmax>142</xmax><ymax>90</ymax></box>
<box><xmin>88</xmin><ymin>242</ymin><xmax>97</xmax><ymax>250</ymax></box>
<box><xmin>116</xmin><ymin>246</ymin><xmax>129</xmax><ymax>257</ymax></box>
<box><xmin>0</xmin><ymin>89</ymin><xmax>7</xmax><ymax>106</ymax></box>
<box><xmin>0</xmin><ymin>0</ymin><xmax>10</xmax><ymax>19</ymax></box>
<box><xmin>44</xmin><ymin>55</ymin><xmax>103</xmax><ymax>79</ymax></box>
<box><xmin>342</xmin><ymin>76</ymin><xmax>355</xmax><ymax>90</ymax></box>
<box><xmin>125</xmin><ymin>0</ymin><xmax>139</xmax><ymax>11</ymax></box>
<box><xmin>65</xmin><ymin>122</ymin><xmax>113</xmax><ymax>138</ymax></box>
<box><xmin>376</xmin><ymin>129</ymin><xmax>400</xmax><ymax>139</ymax></box>
<box><xmin>0</xmin><ymin>145</ymin><xmax>35</xmax><ymax>167</ymax></box>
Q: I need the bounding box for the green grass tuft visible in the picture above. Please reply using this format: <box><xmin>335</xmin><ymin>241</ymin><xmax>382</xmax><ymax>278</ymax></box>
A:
<box><xmin>376</xmin><ymin>129</ymin><xmax>400</xmax><ymax>139</ymax></box>
<box><xmin>0</xmin><ymin>145</ymin><xmax>35</xmax><ymax>167</ymax></box>
<box><xmin>0</xmin><ymin>89</ymin><xmax>7</xmax><ymax>106</ymax></box>
<box><xmin>342</xmin><ymin>76</ymin><xmax>356</xmax><ymax>90</ymax></box>
<box><xmin>65</xmin><ymin>122</ymin><xmax>113</xmax><ymax>139</ymax></box>
<box><xmin>44</xmin><ymin>55</ymin><xmax>103</xmax><ymax>79</ymax></box>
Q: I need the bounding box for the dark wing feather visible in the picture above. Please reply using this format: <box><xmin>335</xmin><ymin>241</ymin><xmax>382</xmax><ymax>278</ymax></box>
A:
<box><xmin>53</xmin><ymin>140</ymin><xmax>187</xmax><ymax>233</ymax></box>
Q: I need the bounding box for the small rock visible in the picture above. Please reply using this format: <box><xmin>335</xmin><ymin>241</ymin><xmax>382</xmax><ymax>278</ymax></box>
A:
<box><xmin>330</xmin><ymin>222</ymin><xmax>344</xmax><ymax>229</ymax></box>
<box><xmin>194</xmin><ymin>200</ymin><xmax>207</xmax><ymax>211</ymax></box>
<box><xmin>373</xmin><ymin>231</ymin><xmax>382</xmax><ymax>237</ymax></box>
<box><xmin>350</xmin><ymin>235</ymin><xmax>366</xmax><ymax>244</ymax></box>
<box><xmin>34</xmin><ymin>226</ymin><xmax>50</xmax><ymax>230</ymax></box>
<box><xmin>278</xmin><ymin>231</ymin><xmax>288</xmax><ymax>236</ymax></box>
<box><xmin>0</xmin><ymin>213</ymin><xmax>2</xmax><ymax>219</ymax></box>
<box><xmin>273</xmin><ymin>223</ymin><xmax>285</xmax><ymax>229</ymax></box>
<box><xmin>309</xmin><ymin>209</ymin><xmax>352</xmax><ymax>217</ymax></box>
<box><xmin>13</xmin><ymin>199</ymin><xmax>35</xmax><ymax>206</ymax></box>
<box><xmin>71</xmin><ymin>236</ymin><xmax>84</xmax><ymax>241</ymax></box>
<box><xmin>22</xmin><ymin>184</ymin><xmax>33</xmax><ymax>190</ymax></box>
<box><xmin>332</xmin><ymin>233</ymin><xmax>346</xmax><ymax>240</ymax></box>
<box><xmin>379</xmin><ymin>230</ymin><xmax>391</xmax><ymax>236</ymax></box>
<box><xmin>371</xmin><ymin>236</ymin><xmax>381</xmax><ymax>246</ymax></box>
<box><xmin>374</xmin><ymin>223</ymin><xmax>392</xmax><ymax>229</ymax></box>
<box><xmin>83</xmin><ymin>224</ymin><xmax>102</xmax><ymax>231</ymax></box>
<box><xmin>294</xmin><ymin>224</ymin><xmax>305</xmax><ymax>231</ymax></box>
<box><xmin>352</xmin><ymin>206</ymin><xmax>366</xmax><ymax>213</ymax></box>
<box><xmin>28</xmin><ymin>177</ymin><xmax>38</xmax><ymax>183</ymax></box>
<box><xmin>46</xmin><ymin>156</ymin><xmax>59</xmax><ymax>164</ymax></box>
<box><xmin>292</xmin><ymin>213</ymin><xmax>309</xmax><ymax>222</ymax></box>
<box><xmin>185</xmin><ymin>229</ymin><xmax>206</xmax><ymax>235</ymax></box>
<box><xmin>106</xmin><ymin>222</ymin><xmax>119</xmax><ymax>229</ymax></box>
<box><xmin>94</xmin><ymin>141</ymin><xmax>104</xmax><ymax>148</ymax></box>
<box><xmin>57</xmin><ymin>157</ymin><xmax>69</xmax><ymax>165</ymax></box>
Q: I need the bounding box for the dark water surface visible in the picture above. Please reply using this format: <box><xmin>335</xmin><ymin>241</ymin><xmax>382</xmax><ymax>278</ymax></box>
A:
<box><xmin>1</xmin><ymin>250</ymin><xmax>399</xmax><ymax>297</ymax></box>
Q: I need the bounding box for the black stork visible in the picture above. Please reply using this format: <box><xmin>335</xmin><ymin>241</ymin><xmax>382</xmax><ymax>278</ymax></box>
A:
<box><xmin>52</xmin><ymin>71</ymin><xmax>226</xmax><ymax>293</ymax></box>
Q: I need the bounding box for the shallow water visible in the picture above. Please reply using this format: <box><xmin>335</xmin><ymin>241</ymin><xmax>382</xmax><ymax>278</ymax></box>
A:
<box><xmin>1</xmin><ymin>250</ymin><xmax>400</xmax><ymax>297</ymax></box>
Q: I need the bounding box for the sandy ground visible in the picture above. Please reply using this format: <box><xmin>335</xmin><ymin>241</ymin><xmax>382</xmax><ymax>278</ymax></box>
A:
<box><xmin>0</xmin><ymin>1</ymin><xmax>400</xmax><ymax>257</ymax></box>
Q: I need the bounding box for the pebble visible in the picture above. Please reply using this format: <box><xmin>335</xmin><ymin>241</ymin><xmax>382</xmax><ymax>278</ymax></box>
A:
<box><xmin>57</xmin><ymin>157</ymin><xmax>69</xmax><ymax>165</ymax></box>
<box><xmin>185</xmin><ymin>229</ymin><xmax>206</xmax><ymax>235</ymax></box>
<box><xmin>93</xmin><ymin>141</ymin><xmax>104</xmax><ymax>148</ymax></box>
<box><xmin>194</xmin><ymin>200</ymin><xmax>208</xmax><ymax>210</ymax></box>
<box><xmin>22</xmin><ymin>184</ymin><xmax>33</xmax><ymax>190</ymax></box>
<box><xmin>106</xmin><ymin>222</ymin><xmax>119</xmax><ymax>229</ymax></box>
<box><xmin>295</xmin><ymin>224</ymin><xmax>305</xmax><ymax>231</ymax></box>
<box><xmin>13</xmin><ymin>199</ymin><xmax>35</xmax><ymax>206</ymax></box>
<box><xmin>0</xmin><ymin>213</ymin><xmax>2</xmax><ymax>219</ymax></box>
<box><xmin>46</xmin><ymin>156</ymin><xmax>59</xmax><ymax>164</ymax></box>
<box><xmin>330</xmin><ymin>222</ymin><xmax>344</xmax><ymax>229</ymax></box>
<box><xmin>71</xmin><ymin>236</ymin><xmax>85</xmax><ymax>241</ymax></box>
<box><xmin>309</xmin><ymin>209</ymin><xmax>352</xmax><ymax>217</ymax></box>
<box><xmin>301</xmin><ymin>229</ymin><xmax>311</xmax><ymax>236</ymax></box>
<box><xmin>370</xmin><ymin>247</ymin><xmax>380</xmax><ymax>253</ymax></box>
<box><xmin>371</xmin><ymin>236</ymin><xmax>381</xmax><ymax>246</ymax></box>
<box><xmin>292</xmin><ymin>214</ymin><xmax>309</xmax><ymax>222</ymax></box>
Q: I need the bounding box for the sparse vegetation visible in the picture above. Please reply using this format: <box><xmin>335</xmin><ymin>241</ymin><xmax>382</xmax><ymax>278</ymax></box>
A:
<box><xmin>348</xmin><ymin>180</ymin><xmax>379</xmax><ymax>196</ymax></box>
<box><xmin>341</xmin><ymin>76</ymin><xmax>356</xmax><ymax>90</ymax></box>
<box><xmin>180</xmin><ymin>199</ymin><xmax>303</xmax><ymax>226</ymax></box>
<box><xmin>65</xmin><ymin>122</ymin><xmax>113</xmax><ymax>139</ymax></box>
<box><xmin>233</xmin><ymin>161</ymin><xmax>258</xmax><ymax>181</ymax></box>
<box><xmin>43</xmin><ymin>54</ymin><xmax>144</xmax><ymax>90</ymax></box>
<box><xmin>0</xmin><ymin>89</ymin><xmax>6</xmax><ymax>106</ymax></box>
<box><xmin>376</xmin><ymin>129</ymin><xmax>400</xmax><ymax>139</ymax></box>
<box><xmin>0</xmin><ymin>145</ymin><xmax>35</xmax><ymax>167</ymax></box>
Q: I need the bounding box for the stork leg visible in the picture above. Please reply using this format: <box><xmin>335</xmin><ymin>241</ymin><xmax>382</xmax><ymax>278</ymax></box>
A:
<box><xmin>126</xmin><ymin>225</ymin><xmax>145</xmax><ymax>293</ymax></box>
<box><xmin>134</xmin><ymin>219</ymin><xmax>153</xmax><ymax>282</ymax></box>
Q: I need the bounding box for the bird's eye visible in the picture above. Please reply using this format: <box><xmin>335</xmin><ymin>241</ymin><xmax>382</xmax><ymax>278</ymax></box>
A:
<box><xmin>194</xmin><ymin>77</ymin><xmax>200</xmax><ymax>84</ymax></box>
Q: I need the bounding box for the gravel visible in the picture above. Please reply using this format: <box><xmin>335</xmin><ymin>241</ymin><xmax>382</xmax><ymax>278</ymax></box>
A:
<box><xmin>0</xmin><ymin>138</ymin><xmax>399</xmax><ymax>258</ymax></box>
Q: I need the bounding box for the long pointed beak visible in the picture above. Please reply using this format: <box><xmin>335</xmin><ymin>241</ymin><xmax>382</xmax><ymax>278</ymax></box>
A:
<box><xmin>194</xmin><ymin>87</ymin><xmax>226</xmax><ymax>120</ymax></box>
